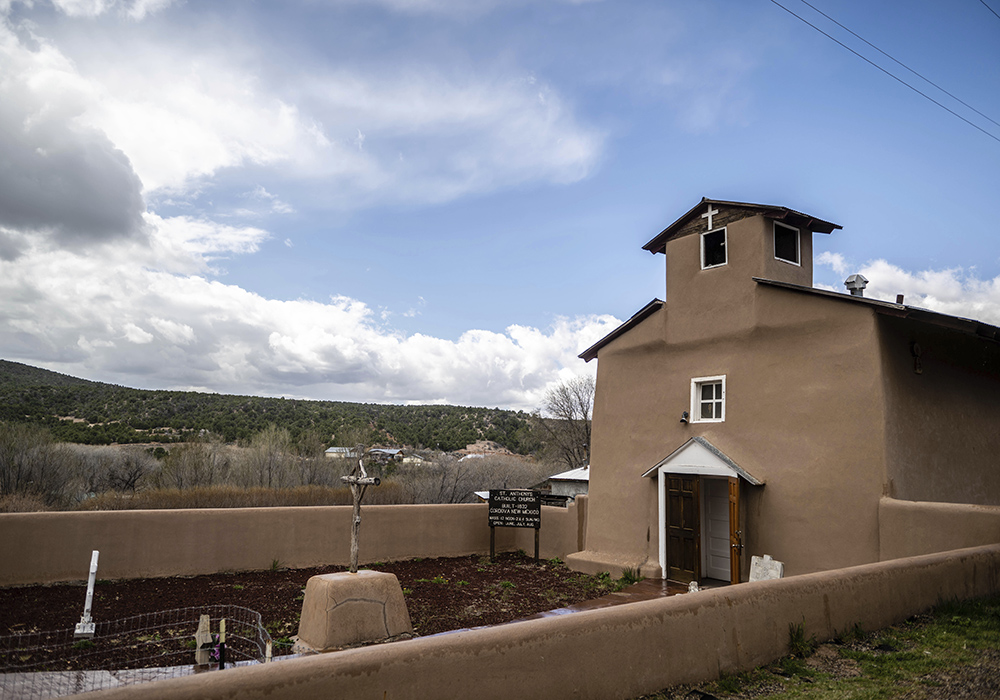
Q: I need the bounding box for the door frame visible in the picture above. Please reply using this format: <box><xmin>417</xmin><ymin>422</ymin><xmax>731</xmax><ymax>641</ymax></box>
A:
<box><xmin>658</xmin><ymin>472</ymin><xmax>741</xmax><ymax>584</ymax></box>
<box><xmin>645</xmin><ymin>437</ymin><xmax>762</xmax><ymax>584</ymax></box>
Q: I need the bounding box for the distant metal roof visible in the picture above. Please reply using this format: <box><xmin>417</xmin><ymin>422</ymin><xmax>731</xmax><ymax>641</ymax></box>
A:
<box><xmin>548</xmin><ymin>465</ymin><xmax>590</xmax><ymax>482</ymax></box>
<box><xmin>579</xmin><ymin>299</ymin><xmax>664</xmax><ymax>362</ymax></box>
<box><xmin>642</xmin><ymin>198</ymin><xmax>841</xmax><ymax>255</ymax></box>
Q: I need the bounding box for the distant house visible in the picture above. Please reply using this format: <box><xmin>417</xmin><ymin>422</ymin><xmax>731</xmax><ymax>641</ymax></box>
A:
<box><xmin>565</xmin><ymin>198</ymin><xmax>1000</xmax><ymax>586</ymax></box>
<box><xmin>368</xmin><ymin>448</ymin><xmax>403</xmax><ymax>462</ymax></box>
<box><xmin>324</xmin><ymin>447</ymin><xmax>359</xmax><ymax>460</ymax></box>
<box><xmin>537</xmin><ymin>465</ymin><xmax>590</xmax><ymax>499</ymax></box>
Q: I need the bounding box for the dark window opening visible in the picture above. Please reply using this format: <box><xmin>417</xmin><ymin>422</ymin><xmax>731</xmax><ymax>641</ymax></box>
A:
<box><xmin>774</xmin><ymin>223</ymin><xmax>800</xmax><ymax>264</ymax></box>
<box><xmin>702</xmin><ymin>229</ymin><xmax>727</xmax><ymax>268</ymax></box>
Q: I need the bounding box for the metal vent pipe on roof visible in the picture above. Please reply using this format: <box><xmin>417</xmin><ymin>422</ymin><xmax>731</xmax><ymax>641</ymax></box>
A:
<box><xmin>845</xmin><ymin>274</ymin><xmax>869</xmax><ymax>297</ymax></box>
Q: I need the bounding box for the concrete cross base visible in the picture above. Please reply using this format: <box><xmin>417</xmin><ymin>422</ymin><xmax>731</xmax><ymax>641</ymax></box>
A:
<box><xmin>294</xmin><ymin>570</ymin><xmax>413</xmax><ymax>653</ymax></box>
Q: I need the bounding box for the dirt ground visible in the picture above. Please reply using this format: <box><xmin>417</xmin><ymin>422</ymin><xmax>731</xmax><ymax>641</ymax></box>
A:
<box><xmin>0</xmin><ymin>552</ymin><xmax>616</xmax><ymax>650</ymax></box>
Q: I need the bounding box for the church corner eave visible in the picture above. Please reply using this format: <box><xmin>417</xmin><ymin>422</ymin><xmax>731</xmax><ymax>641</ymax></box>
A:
<box><xmin>641</xmin><ymin>197</ymin><xmax>842</xmax><ymax>255</ymax></box>
<box><xmin>753</xmin><ymin>278</ymin><xmax>1000</xmax><ymax>344</ymax></box>
<box><xmin>641</xmin><ymin>436</ymin><xmax>764</xmax><ymax>486</ymax></box>
<box><xmin>578</xmin><ymin>299</ymin><xmax>664</xmax><ymax>362</ymax></box>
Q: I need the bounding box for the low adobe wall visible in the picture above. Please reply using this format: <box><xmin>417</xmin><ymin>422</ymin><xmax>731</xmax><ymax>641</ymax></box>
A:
<box><xmin>84</xmin><ymin>544</ymin><xmax>1000</xmax><ymax>700</ymax></box>
<box><xmin>0</xmin><ymin>499</ymin><xmax>587</xmax><ymax>586</ymax></box>
<box><xmin>880</xmin><ymin>497</ymin><xmax>1000</xmax><ymax>560</ymax></box>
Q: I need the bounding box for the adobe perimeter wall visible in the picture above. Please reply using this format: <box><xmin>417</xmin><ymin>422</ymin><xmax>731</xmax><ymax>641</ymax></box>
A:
<box><xmin>84</xmin><ymin>544</ymin><xmax>1000</xmax><ymax>700</ymax></box>
<box><xmin>880</xmin><ymin>497</ymin><xmax>1000</xmax><ymax>560</ymax></box>
<box><xmin>0</xmin><ymin>499</ymin><xmax>587</xmax><ymax>586</ymax></box>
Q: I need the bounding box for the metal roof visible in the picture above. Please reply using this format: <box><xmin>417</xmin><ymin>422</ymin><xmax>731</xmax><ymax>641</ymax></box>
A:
<box><xmin>642</xmin><ymin>197</ymin><xmax>842</xmax><ymax>255</ymax></box>
<box><xmin>547</xmin><ymin>465</ymin><xmax>590</xmax><ymax>482</ymax></box>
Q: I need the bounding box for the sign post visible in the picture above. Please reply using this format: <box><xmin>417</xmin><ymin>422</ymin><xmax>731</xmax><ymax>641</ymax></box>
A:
<box><xmin>74</xmin><ymin>550</ymin><xmax>99</xmax><ymax>638</ymax></box>
<box><xmin>488</xmin><ymin>489</ymin><xmax>542</xmax><ymax>563</ymax></box>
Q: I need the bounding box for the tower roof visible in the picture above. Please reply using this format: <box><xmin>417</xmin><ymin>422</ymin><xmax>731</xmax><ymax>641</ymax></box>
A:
<box><xmin>642</xmin><ymin>198</ymin><xmax>842</xmax><ymax>255</ymax></box>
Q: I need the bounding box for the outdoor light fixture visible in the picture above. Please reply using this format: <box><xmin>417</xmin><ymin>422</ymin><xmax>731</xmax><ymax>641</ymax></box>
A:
<box><xmin>680</xmin><ymin>411</ymin><xmax>689</xmax><ymax>424</ymax></box>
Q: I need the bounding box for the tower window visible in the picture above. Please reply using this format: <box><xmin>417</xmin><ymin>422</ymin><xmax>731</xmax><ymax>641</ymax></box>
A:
<box><xmin>774</xmin><ymin>222</ymin><xmax>800</xmax><ymax>265</ymax></box>
<box><xmin>701</xmin><ymin>228</ymin><xmax>727</xmax><ymax>269</ymax></box>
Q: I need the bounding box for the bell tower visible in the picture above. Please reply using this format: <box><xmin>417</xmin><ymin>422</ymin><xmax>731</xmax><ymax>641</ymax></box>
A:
<box><xmin>642</xmin><ymin>198</ymin><xmax>841</xmax><ymax>323</ymax></box>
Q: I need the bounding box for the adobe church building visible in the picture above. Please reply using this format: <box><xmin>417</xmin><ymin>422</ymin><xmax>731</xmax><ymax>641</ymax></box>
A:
<box><xmin>565</xmin><ymin>198</ymin><xmax>1000</xmax><ymax>585</ymax></box>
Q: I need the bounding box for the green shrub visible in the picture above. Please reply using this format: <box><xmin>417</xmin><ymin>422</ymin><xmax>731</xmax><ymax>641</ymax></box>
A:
<box><xmin>788</xmin><ymin>621</ymin><xmax>818</xmax><ymax>658</ymax></box>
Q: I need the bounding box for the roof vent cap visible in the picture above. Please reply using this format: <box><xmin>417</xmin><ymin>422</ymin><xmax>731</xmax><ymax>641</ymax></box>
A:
<box><xmin>845</xmin><ymin>273</ymin><xmax>869</xmax><ymax>297</ymax></box>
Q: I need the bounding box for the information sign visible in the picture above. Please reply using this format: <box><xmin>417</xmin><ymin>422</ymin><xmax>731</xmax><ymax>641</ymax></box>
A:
<box><xmin>488</xmin><ymin>489</ymin><xmax>541</xmax><ymax>529</ymax></box>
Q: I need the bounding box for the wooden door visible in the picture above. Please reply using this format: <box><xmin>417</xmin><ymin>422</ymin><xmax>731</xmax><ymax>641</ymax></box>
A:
<box><xmin>728</xmin><ymin>477</ymin><xmax>742</xmax><ymax>585</ymax></box>
<box><xmin>666</xmin><ymin>475</ymin><xmax>700</xmax><ymax>583</ymax></box>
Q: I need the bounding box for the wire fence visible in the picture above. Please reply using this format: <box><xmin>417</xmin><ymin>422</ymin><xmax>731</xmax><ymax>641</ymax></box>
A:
<box><xmin>0</xmin><ymin>605</ymin><xmax>273</xmax><ymax>700</ymax></box>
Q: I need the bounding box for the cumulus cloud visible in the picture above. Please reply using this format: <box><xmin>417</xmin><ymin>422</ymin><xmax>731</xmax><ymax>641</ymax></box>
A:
<box><xmin>0</xmin><ymin>22</ymin><xmax>146</xmax><ymax>252</ymax></box>
<box><xmin>3</xmin><ymin>2</ymin><xmax>602</xmax><ymax>213</ymax></box>
<box><xmin>0</xmin><ymin>220</ymin><xmax>616</xmax><ymax>408</ymax></box>
<box><xmin>0</xmin><ymin>1</ymin><xmax>610</xmax><ymax>410</ymax></box>
<box><xmin>816</xmin><ymin>256</ymin><xmax>1000</xmax><ymax>326</ymax></box>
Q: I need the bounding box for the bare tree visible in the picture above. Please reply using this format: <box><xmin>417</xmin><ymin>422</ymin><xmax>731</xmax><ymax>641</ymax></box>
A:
<box><xmin>394</xmin><ymin>453</ymin><xmax>551</xmax><ymax>504</ymax></box>
<box><xmin>244</xmin><ymin>424</ymin><xmax>293</xmax><ymax>488</ymax></box>
<box><xmin>0</xmin><ymin>423</ymin><xmax>74</xmax><ymax>505</ymax></box>
<box><xmin>533</xmin><ymin>375</ymin><xmax>595</xmax><ymax>471</ymax></box>
<box><xmin>152</xmin><ymin>439</ymin><xmax>233</xmax><ymax>489</ymax></box>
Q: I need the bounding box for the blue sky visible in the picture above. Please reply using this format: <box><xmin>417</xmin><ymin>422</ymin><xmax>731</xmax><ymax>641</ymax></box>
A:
<box><xmin>1</xmin><ymin>0</ymin><xmax>998</xmax><ymax>410</ymax></box>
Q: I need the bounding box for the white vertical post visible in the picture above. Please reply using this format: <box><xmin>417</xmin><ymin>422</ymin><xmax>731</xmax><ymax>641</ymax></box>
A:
<box><xmin>74</xmin><ymin>550</ymin><xmax>100</xmax><ymax>638</ymax></box>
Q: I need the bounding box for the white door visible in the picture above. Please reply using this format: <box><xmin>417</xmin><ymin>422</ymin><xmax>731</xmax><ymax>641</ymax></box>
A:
<box><xmin>702</xmin><ymin>478</ymin><xmax>730</xmax><ymax>581</ymax></box>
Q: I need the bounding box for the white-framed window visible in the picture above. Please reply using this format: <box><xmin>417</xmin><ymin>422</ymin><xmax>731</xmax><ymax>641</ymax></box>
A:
<box><xmin>700</xmin><ymin>228</ymin><xmax>727</xmax><ymax>269</ymax></box>
<box><xmin>691</xmin><ymin>375</ymin><xmax>726</xmax><ymax>422</ymax></box>
<box><xmin>773</xmin><ymin>221</ymin><xmax>800</xmax><ymax>265</ymax></box>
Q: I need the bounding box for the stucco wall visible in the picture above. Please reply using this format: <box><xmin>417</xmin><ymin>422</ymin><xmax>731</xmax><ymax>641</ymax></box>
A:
<box><xmin>0</xmin><ymin>501</ymin><xmax>586</xmax><ymax>586</ymax></box>
<box><xmin>82</xmin><ymin>544</ymin><xmax>1000</xmax><ymax>700</ymax></box>
<box><xmin>577</xmin><ymin>222</ymin><xmax>889</xmax><ymax>578</ymax></box>
<box><xmin>879</xmin><ymin>316</ymin><xmax>1000</xmax><ymax>505</ymax></box>
<box><xmin>880</xmin><ymin>497</ymin><xmax>1000</xmax><ymax>560</ymax></box>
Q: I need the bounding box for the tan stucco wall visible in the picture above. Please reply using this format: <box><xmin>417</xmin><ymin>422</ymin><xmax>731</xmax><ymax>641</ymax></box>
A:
<box><xmin>82</xmin><ymin>544</ymin><xmax>1000</xmax><ymax>700</ymax></box>
<box><xmin>576</xmin><ymin>215</ymin><xmax>889</xmax><ymax>577</ymax></box>
<box><xmin>879</xmin><ymin>316</ymin><xmax>1000</xmax><ymax>505</ymax></box>
<box><xmin>880</xmin><ymin>498</ymin><xmax>1000</xmax><ymax>560</ymax></box>
<box><xmin>0</xmin><ymin>502</ymin><xmax>585</xmax><ymax>585</ymax></box>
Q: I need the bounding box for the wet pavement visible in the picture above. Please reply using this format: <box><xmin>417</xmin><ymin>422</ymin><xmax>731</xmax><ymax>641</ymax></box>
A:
<box><xmin>517</xmin><ymin>577</ymin><xmax>728</xmax><ymax>621</ymax></box>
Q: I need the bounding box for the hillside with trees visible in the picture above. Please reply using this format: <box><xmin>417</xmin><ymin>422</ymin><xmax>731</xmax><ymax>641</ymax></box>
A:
<box><xmin>0</xmin><ymin>360</ymin><xmax>538</xmax><ymax>453</ymax></box>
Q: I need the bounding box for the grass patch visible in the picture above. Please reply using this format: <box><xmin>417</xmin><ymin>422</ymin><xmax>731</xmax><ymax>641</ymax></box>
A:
<box><xmin>635</xmin><ymin>593</ymin><xmax>1000</xmax><ymax>700</ymax></box>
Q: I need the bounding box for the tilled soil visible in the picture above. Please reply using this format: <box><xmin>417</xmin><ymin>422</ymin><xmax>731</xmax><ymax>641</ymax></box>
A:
<box><xmin>0</xmin><ymin>552</ymin><xmax>616</xmax><ymax>660</ymax></box>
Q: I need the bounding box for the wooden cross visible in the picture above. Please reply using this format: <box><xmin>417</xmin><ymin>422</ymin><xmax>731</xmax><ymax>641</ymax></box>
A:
<box><xmin>701</xmin><ymin>203</ymin><xmax>720</xmax><ymax>230</ymax></box>
<box><xmin>340</xmin><ymin>445</ymin><xmax>380</xmax><ymax>573</ymax></box>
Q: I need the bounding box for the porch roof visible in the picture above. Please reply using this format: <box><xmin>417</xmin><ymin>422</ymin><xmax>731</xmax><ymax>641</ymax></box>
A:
<box><xmin>641</xmin><ymin>436</ymin><xmax>764</xmax><ymax>486</ymax></box>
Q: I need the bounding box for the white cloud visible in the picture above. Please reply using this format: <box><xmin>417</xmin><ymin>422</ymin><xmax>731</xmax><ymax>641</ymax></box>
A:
<box><xmin>47</xmin><ymin>0</ymin><xmax>175</xmax><ymax>19</ymax></box>
<box><xmin>816</xmin><ymin>251</ymin><xmax>848</xmax><ymax>276</ymax></box>
<box><xmin>816</xmin><ymin>256</ymin><xmax>1000</xmax><ymax>326</ymax></box>
<box><xmin>0</xmin><ymin>218</ymin><xmax>617</xmax><ymax>408</ymax></box>
<box><xmin>0</xmin><ymin>21</ymin><xmax>146</xmax><ymax>249</ymax></box>
<box><xmin>122</xmin><ymin>322</ymin><xmax>154</xmax><ymax>344</ymax></box>
<box><xmin>2</xmin><ymin>4</ymin><xmax>602</xmax><ymax>212</ymax></box>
